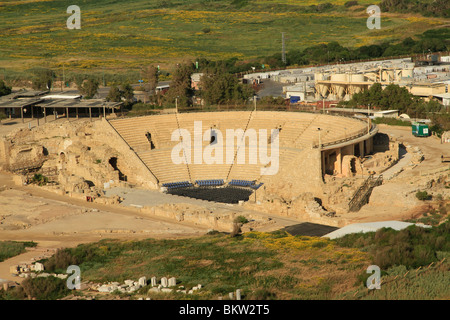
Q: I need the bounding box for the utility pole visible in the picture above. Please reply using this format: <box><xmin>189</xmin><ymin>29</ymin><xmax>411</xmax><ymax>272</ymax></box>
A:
<box><xmin>317</xmin><ymin>128</ymin><xmax>322</xmax><ymax>149</ymax></box>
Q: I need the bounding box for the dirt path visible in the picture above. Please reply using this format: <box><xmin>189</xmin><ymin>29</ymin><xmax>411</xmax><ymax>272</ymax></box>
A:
<box><xmin>342</xmin><ymin>125</ymin><xmax>450</xmax><ymax>224</ymax></box>
<box><xmin>0</xmin><ymin>167</ymin><xmax>305</xmax><ymax>282</ymax></box>
<box><xmin>378</xmin><ymin>124</ymin><xmax>448</xmax><ymax>174</ymax></box>
<box><xmin>0</xmin><ymin>246</ymin><xmax>56</xmax><ymax>283</ymax></box>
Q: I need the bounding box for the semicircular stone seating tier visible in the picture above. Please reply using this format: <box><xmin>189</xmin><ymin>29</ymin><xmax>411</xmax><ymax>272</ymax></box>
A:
<box><xmin>109</xmin><ymin>112</ymin><xmax>367</xmax><ymax>185</ymax></box>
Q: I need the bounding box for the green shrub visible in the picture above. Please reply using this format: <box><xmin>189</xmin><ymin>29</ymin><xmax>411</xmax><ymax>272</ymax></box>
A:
<box><xmin>43</xmin><ymin>249</ymin><xmax>80</xmax><ymax>273</ymax></box>
<box><xmin>335</xmin><ymin>221</ymin><xmax>450</xmax><ymax>269</ymax></box>
<box><xmin>416</xmin><ymin>191</ymin><xmax>430</xmax><ymax>201</ymax></box>
<box><xmin>344</xmin><ymin>1</ymin><xmax>358</xmax><ymax>7</ymax></box>
<box><xmin>1</xmin><ymin>276</ymin><xmax>70</xmax><ymax>300</ymax></box>
<box><xmin>31</xmin><ymin>174</ymin><xmax>48</xmax><ymax>186</ymax></box>
<box><xmin>0</xmin><ymin>241</ymin><xmax>37</xmax><ymax>262</ymax></box>
<box><xmin>234</xmin><ymin>216</ymin><xmax>249</xmax><ymax>224</ymax></box>
<box><xmin>20</xmin><ymin>276</ymin><xmax>70</xmax><ymax>300</ymax></box>
<box><xmin>312</xmin><ymin>241</ymin><xmax>327</xmax><ymax>248</ymax></box>
<box><xmin>372</xmin><ymin>118</ymin><xmax>411</xmax><ymax>126</ymax></box>
<box><xmin>250</xmin><ymin>289</ymin><xmax>276</xmax><ymax>300</ymax></box>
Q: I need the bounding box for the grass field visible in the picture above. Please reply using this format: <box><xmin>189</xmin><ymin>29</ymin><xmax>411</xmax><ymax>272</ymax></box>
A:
<box><xmin>40</xmin><ymin>231</ymin><xmax>371</xmax><ymax>299</ymax></box>
<box><xmin>0</xmin><ymin>0</ymin><xmax>448</xmax><ymax>78</ymax></box>
<box><xmin>0</xmin><ymin>241</ymin><xmax>37</xmax><ymax>262</ymax></box>
<box><xmin>36</xmin><ymin>226</ymin><xmax>450</xmax><ymax>300</ymax></box>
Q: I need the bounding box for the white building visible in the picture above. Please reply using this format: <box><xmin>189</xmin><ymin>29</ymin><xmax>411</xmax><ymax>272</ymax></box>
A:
<box><xmin>433</xmin><ymin>93</ymin><xmax>450</xmax><ymax>106</ymax></box>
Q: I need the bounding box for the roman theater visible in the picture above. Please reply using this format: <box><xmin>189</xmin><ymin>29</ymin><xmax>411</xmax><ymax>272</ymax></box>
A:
<box><xmin>108</xmin><ymin>111</ymin><xmax>376</xmax><ymax>200</ymax></box>
<box><xmin>3</xmin><ymin>106</ymin><xmax>424</xmax><ymax>236</ymax></box>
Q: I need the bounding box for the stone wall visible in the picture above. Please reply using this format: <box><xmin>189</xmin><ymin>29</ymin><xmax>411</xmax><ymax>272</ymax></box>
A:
<box><xmin>241</xmin><ymin>148</ymin><xmax>343</xmax><ymax>224</ymax></box>
<box><xmin>139</xmin><ymin>203</ymin><xmax>273</xmax><ymax>232</ymax></box>
<box><xmin>96</xmin><ymin>119</ymin><xmax>158</xmax><ymax>189</ymax></box>
<box><xmin>259</xmin><ymin>148</ymin><xmax>324</xmax><ymax>202</ymax></box>
<box><xmin>1</xmin><ymin>119</ymin><xmax>159</xmax><ymax>196</ymax></box>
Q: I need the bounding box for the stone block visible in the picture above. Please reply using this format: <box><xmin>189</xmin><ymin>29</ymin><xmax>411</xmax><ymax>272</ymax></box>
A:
<box><xmin>161</xmin><ymin>277</ymin><xmax>168</xmax><ymax>288</ymax></box>
<box><xmin>98</xmin><ymin>285</ymin><xmax>112</xmax><ymax>293</ymax></box>
<box><xmin>236</xmin><ymin>289</ymin><xmax>241</xmax><ymax>300</ymax></box>
<box><xmin>168</xmin><ymin>277</ymin><xmax>176</xmax><ymax>287</ymax></box>
<box><xmin>124</xmin><ymin>280</ymin><xmax>134</xmax><ymax>286</ymax></box>
<box><xmin>34</xmin><ymin>262</ymin><xmax>44</xmax><ymax>272</ymax></box>
<box><xmin>138</xmin><ymin>276</ymin><xmax>147</xmax><ymax>287</ymax></box>
<box><xmin>37</xmin><ymin>273</ymin><xmax>50</xmax><ymax>278</ymax></box>
<box><xmin>9</xmin><ymin>266</ymin><xmax>19</xmax><ymax>275</ymax></box>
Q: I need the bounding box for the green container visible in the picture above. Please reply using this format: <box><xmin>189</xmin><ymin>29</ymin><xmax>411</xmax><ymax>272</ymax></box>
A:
<box><xmin>412</xmin><ymin>122</ymin><xmax>429</xmax><ymax>137</ymax></box>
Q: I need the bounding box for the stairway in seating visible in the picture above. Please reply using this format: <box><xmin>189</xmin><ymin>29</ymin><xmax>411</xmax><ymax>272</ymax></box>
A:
<box><xmin>348</xmin><ymin>175</ymin><xmax>383</xmax><ymax>212</ymax></box>
<box><xmin>292</xmin><ymin>113</ymin><xmax>321</xmax><ymax>148</ymax></box>
<box><xmin>225</xmin><ymin>110</ymin><xmax>254</xmax><ymax>181</ymax></box>
<box><xmin>174</xmin><ymin>112</ymin><xmax>192</xmax><ymax>182</ymax></box>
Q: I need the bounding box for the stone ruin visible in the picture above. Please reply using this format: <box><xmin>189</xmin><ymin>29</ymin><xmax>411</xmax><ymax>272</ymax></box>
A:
<box><xmin>0</xmin><ymin>119</ymin><xmax>156</xmax><ymax>202</ymax></box>
<box><xmin>94</xmin><ymin>275</ymin><xmax>207</xmax><ymax>296</ymax></box>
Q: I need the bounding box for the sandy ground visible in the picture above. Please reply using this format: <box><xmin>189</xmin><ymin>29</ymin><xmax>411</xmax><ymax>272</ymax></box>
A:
<box><xmin>0</xmin><ymin>169</ymin><xmax>212</xmax><ymax>281</ymax></box>
<box><xmin>0</xmin><ymin>172</ymin><xmax>302</xmax><ymax>282</ymax></box>
<box><xmin>378</xmin><ymin>124</ymin><xmax>447</xmax><ymax>173</ymax></box>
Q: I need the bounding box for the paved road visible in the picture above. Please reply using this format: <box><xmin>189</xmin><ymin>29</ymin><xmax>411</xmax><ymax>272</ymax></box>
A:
<box><xmin>379</xmin><ymin>146</ymin><xmax>412</xmax><ymax>180</ymax></box>
<box><xmin>255</xmin><ymin>79</ymin><xmax>284</xmax><ymax>98</ymax></box>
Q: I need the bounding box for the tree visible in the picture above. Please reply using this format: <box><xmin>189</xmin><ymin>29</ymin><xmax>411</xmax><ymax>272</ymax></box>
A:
<box><xmin>165</xmin><ymin>63</ymin><xmax>195</xmax><ymax>107</ymax></box>
<box><xmin>31</xmin><ymin>68</ymin><xmax>55</xmax><ymax>91</ymax></box>
<box><xmin>120</xmin><ymin>83</ymin><xmax>134</xmax><ymax>104</ymax></box>
<box><xmin>144</xmin><ymin>65</ymin><xmax>159</xmax><ymax>96</ymax></box>
<box><xmin>76</xmin><ymin>77</ymin><xmax>99</xmax><ymax>99</ymax></box>
<box><xmin>106</xmin><ymin>85</ymin><xmax>122</xmax><ymax>102</ymax></box>
<box><xmin>200</xmin><ymin>70</ymin><xmax>253</xmax><ymax>105</ymax></box>
<box><xmin>379</xmin><ymin>84</ymin><xmax>413</xmax><ymax>112</ymax></box>
<box><xmin>0</xmin><ymin>80</ymin><xmax>12</xmax><ymax>97</ymax></box>
<box><xmin>21</xmin><ymin>276</ymin><xmax>70</xmax><ymax>300</ymax></box>
<box><xmin>367</xmin><ymin>83</ymin><xmax>383</xmax><ymax>109</ymax></box>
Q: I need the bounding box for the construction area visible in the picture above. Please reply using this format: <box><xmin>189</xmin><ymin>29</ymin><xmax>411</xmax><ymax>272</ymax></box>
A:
<box><xmin>243</xmin><ymin>55</ymin><xmax>450</xmax><ymax>107</ymax></box>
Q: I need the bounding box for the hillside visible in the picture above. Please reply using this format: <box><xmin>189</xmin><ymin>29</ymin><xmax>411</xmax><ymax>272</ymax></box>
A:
<box><xmin>2</xmin><ymin>224</ymin><xmax>449</xmax><ymax>300</ymax></box>
<box><xmin>0</xmin><ymin>0</ymin><xmax>448</xmax><ymax>78</ymax></box>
